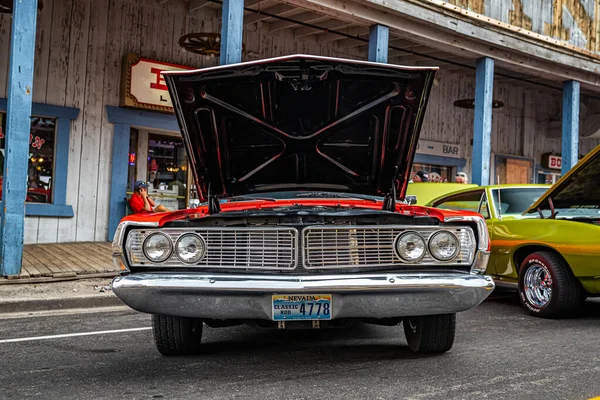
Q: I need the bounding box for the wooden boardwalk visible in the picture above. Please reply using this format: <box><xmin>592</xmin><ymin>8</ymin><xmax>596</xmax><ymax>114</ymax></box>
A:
<box><xmin>3</xmin><ymin>242</ymin><xmax>119</xmax><ymax>282</ymax></box>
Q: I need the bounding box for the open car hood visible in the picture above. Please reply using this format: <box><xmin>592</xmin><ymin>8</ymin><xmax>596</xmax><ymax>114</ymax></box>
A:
<box><xmin>525</xmin><ymin>144</ymin><xmax>600</xmax><ymax>214</ymax></box>
<box><xmin>163</xmin><ymin>55</ymin><xmax>437</xmax><ymax>203</ymax></box>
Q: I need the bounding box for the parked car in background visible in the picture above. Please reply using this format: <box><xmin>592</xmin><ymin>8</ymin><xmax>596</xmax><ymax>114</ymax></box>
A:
<box><xmin>427</xmin><ymin>148</ymin><xmax>600</xmax><ymax>318</ymax></box>
<box><xmin>406</xmin><ymin>182</ymin><xmax>478</xmax><ymax>205</ymax></box>
<box><xmin>111</xmin><ymin>55</ymin><xmax>495</xmax><ymax>356</ymax></box>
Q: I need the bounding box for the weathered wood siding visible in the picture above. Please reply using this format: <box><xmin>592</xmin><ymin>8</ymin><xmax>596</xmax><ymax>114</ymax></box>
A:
<box><xmin>420</xmin><ymin>69</ymin><xmax>600</xmax><ymax>175</ymax></box>
<box><xmin>0</xmin><ymin>0</ymin><xmax>363</xmax><ymax>244</ymax></box>
<box><xmin>0</xmin><ymin>0</ymin><xmax>598</xmax><ymax>244</ymax></box>
<box><xmin>447</xmin><ymin>0</ymin><xmax>599</xmax><ymax>52</ymax></box>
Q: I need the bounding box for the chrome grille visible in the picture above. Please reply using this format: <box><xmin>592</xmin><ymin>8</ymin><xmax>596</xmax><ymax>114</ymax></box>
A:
<box><xmin>302</xmin><ymin>225</ymin><xmax>475</xmax><ymax>269</ymax></box>
<box><xmin>126</xmin><ymin>227</ymin><xmax>297</xmax><ymax>270</ymax></box>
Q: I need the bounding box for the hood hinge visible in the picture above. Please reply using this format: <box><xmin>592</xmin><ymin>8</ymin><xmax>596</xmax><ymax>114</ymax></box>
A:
<box><xmin>207</xmin><ymin>183</ymin><xmax>221</xmax><ymax>215</ymax></box>
<box><xmin>382</xmin><ymin>184</ymin><xmax>397</xmax><ymax>212</ymax></box>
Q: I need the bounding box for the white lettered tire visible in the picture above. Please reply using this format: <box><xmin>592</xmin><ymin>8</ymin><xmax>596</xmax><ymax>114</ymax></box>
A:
<box><xmin>518</xmin><ymin>251</ymin><xmax>580</xmax><ymax>319</ymax></box>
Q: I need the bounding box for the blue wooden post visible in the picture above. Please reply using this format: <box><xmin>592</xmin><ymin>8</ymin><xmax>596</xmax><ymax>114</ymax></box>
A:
<box><xmin>108</xmin><ymin>123</ymin><xmax>131</xmax><ymax>241</ymax></box>
<box><xmin>1</xmin><ymin>0</ymin><xmax>39</xmax><ymax>276</ymax></box>
<box><xmin>368</xmin><ymin>25</ymin><xmax>389</xmax><ymax>63</ymax></box>
<box><xmin>561</xmin><ymin>80</ymin><xmax>580</xmax><ymax>175</ymax></box>
<box><xmin>220</xmin><ymin>0</ymin><xmax>244</xmax><ymax>65</ymax></box>
<box><xmin>472</xmin><ymin>57</ymin><xmax>494</xmax><ymax>186</ymax></box>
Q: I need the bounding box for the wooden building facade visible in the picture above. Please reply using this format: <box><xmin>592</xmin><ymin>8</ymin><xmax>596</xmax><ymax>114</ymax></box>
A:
<box><xmin>1</xmin><ymin>0</ymin><xmax>600</xmax><ymax>253</ymax></box>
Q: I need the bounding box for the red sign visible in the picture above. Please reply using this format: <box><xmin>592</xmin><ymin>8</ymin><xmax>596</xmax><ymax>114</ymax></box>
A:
<box><xmin>542</xmin><ymin>153</ymin><xmax>562</xmax><ymax>170</ymax></box>
<box><xmin>120</xmin><ymin>54</ymin><xmax>195</xmax><ymax>113</ymax></box>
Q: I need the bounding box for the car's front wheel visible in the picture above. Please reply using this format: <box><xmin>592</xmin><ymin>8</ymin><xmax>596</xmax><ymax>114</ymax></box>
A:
<box><xmin>152</xmin><ymin>314</ymin><xmax>204</xmax><ymax>356</ymax></box>
<box><xmin>518</xmin><ymin>251</ymin><xmax>580</xmax><ymax>318</ymax></box>
<box><xmin>403</xmin><ymin>314</ymin><xmax>456</xmax><ymax>354</ymax></box>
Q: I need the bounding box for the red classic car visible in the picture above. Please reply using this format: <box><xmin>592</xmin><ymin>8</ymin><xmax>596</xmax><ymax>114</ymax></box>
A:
<box><xmin>111</xmin><ymin>55</ymin><xmax>494</xmax><ymax>356</ymax></box>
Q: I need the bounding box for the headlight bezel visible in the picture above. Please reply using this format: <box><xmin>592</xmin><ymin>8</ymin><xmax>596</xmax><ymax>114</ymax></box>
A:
<box><xmin>175</xmin><ymin>233</ymin><xmax>207</xmax><ymax>264</ymax></box>
<box><xmin>393</xmin><ymin>231</ymin><xmax>427</xmax><ymax>263</ymax></box>
<box><xmin>428</xmin><ymin>230</ymin><xmax>461</xmax><ymax>262</ymax></box>
<box><xmin>142</xmin><ymin>232</ymin><xmax>174</xmax><ymax>263</ymax></box>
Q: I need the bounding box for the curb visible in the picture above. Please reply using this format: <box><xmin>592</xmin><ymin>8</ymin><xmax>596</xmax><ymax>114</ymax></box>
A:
<box><xmin>0</xmin><ymin>294</ymin><xmax>125</xmax><ymax>314</ymax></box>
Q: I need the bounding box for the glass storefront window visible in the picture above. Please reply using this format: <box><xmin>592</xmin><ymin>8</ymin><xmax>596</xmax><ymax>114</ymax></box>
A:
<box><xmin>537</xmin><ymin>171</ymin><xmax>561</xmax><ymax>184</ymax></box>
<box><xmin>0</xmin><ymin>113</ymin><xmax>56</xmax><ymax>203</ymax></box>
<box><xmin>147</xmin><ymin>134</ymin><xmax>189</xmax><ymax>210</ymax></box>
<box><xmin>411</xmin><ymin>163</ymin><xmax>453</xmax><ymax>183</ymax></box>
<box><xmin>127</xmin><ymin>128</ymin><xmax>139</xmax><ymax>192</ymax></box>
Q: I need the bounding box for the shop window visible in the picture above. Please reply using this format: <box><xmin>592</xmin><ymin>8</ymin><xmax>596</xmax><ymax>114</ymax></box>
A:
<box><xmin>411</xmin><ymin>163</ymin><xmax>453</xmax><ymax>183</ymax></box>
<box><xmin>127</xmin><ymin>128</ymin><xmax>139</xmax><ymax>192</ymax></box>
<box><xmin>147</xmin><ymin>133</ymin><xmax>189</xmax><ymax>211</ymax></box>
<box><xmin>537</xmin><ymin>170</ymin><xmax>561</xmax><ymax>184</ymax></box>
<box><xmin>0</xmin><ymin>113</ymin><xmax>56</xmax><ymax>204</ymax></box>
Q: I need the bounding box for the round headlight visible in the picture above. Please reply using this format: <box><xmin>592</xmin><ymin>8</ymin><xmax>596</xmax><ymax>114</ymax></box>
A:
<box><xmin>175</xmin><ymin>234</ymin><xmax>206</xmax><ymax>264</ymax></box>
<box><xmin>395</xmin><ymin>231</ymin><xmax>426</xmax><ymax>262</ymax></box>
<box><xmin>429</xmin><ymin>231</ymin><xmax>460</xmax><ymax>261</ymax></box>
<box><xmin>143</xmin><ymin>233</ymin><xmax>173</xmax><ymax>262</ymax></box>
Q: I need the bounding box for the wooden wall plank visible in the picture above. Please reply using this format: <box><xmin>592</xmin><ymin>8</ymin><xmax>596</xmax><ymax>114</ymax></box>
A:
<box><xmin>75</xmin><ymin>0</ymin><xmax>109</xmax><ymax>241</ymax></box>
<box><xmin>57</xmin><ymin>0</ymin><xmax>92</xmax><ymax>243</ymax></box>
<box><xmin>45</xmin><ymin>0</ymin><xmax>73</xmax><ymax>107</ymax></box>
<box><xmin>33</xmin><ymin>0</ymin><xmax>54</xmax><ymax>103</ymax></box>
<box><xmin>95</xmin><ymin>0</ymin><xmax>124</xmax><ymax>241</ymax></box>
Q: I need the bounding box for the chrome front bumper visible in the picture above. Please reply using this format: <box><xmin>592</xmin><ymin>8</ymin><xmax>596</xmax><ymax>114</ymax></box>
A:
<box><xmin>112</xmin><ymin>272</ymin><xmax>495</xmax><ymax>320</ymax></box>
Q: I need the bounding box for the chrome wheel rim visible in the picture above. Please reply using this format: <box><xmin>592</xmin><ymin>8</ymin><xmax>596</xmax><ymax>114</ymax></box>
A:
<box><xmin>524</xmin><ymin>264</ymin><xmax>553</xmax><ymax>308</ymax></box>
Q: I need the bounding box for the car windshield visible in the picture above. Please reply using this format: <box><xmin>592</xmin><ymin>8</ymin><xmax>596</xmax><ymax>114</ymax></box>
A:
<box><xmin>491</xmin><ymin>188</ymin><xmax>548</xmax><ymax>215</ymax></box>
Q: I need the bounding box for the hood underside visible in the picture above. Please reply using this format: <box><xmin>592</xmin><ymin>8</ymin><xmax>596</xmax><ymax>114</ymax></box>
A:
<box><xmin>163</xmin><ymin>55</ymin><xmax>437</xmax><ymax>201</ymax></box>
<box><xmin>526</xmin><ymin>144</ymin><xmax>600</xmax><ymax>213</ymax></box>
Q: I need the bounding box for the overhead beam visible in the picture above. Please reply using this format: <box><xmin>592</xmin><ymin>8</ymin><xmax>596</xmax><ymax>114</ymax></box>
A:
<box><xmin>316</xmin><ymin>27</ymin><xmax>368</xmax><ymax>44</ymax></box>
<box><xmin>1</xmin><ymin>0</ymin><xmax>39</xmax><ymax>277</ymax></box>
<box><xmin>188</xmin><ymin>0</ymin><xmax>210</xmax><ymax>12</ymax></box>
<box><xmin>472</xmin><ymin>57</ymin><xmax>495</xmax><ymax>186</ymax></box>
<box><xmin>561</xmin><ymin>80</ymin><xmax>581</xmax><ymax>174</ymax></box>
<box><xmin>293</xmin><ymin>19</ymin><xmax>352</xmax><ymax>38</ymax></box>
<box><xmin>268</xmin><ymin>11</ymin><xmax>325</xmax><ymax>32</ymax></box>
<box><xmin>220</xmin><ymin>0</ymin><xmax>244</xmax><ymax>65</ymax></box>
<box><xmin>244</xmin><ymin>4</ymin><xmax>295</xmax><ymax>25</ymax></box>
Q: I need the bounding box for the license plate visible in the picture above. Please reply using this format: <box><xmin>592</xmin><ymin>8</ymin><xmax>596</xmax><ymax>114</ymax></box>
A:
<box><xmin>272</xmin><ymin>294</ymin><xmax>332</xmax><ymax>321</ymax></box>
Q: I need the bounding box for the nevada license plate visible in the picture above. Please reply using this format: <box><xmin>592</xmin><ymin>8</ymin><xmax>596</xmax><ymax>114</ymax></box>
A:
<box><xmin>272</xmin><ymin>294</ymin><xmax>332</xmax><ymax>321</ymax></box>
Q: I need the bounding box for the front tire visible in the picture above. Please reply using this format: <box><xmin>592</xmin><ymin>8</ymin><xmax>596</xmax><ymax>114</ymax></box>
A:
<box><xmin>403</xmin><ymin>314</ymin><xmax>456</xmax><ymax>354</ymax></box>
<box><xmin>518</xmin><ymin>251</ymin><xmax>580</xmax><ymax>318</ymax></box>
<box><xmin>152</xmin><ymin>314</ymin><xmax>204</xmax><ymax>356</ymax></box>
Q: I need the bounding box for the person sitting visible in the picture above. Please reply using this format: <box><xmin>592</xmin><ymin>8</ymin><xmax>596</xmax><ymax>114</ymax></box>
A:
<box><xmin>129</xmin><ymin>181</ymin><xmax>170</xmax><ymax>213</ymax></box>
<box><xmin>456</xmin><ymin>172</ymin><xmax>469</xmax><ymax>184</ymax></box>
<box><xmin>412</xmin><ymin>170</ymin><xmax>429</xmax><ymax>183</ymax></box>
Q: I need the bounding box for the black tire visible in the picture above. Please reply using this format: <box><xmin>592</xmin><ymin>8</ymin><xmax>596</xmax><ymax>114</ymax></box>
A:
<box><xmin>403</xmin><ymin>314</ymin><xmax>456</xmax><ymax>354</ymax></box>
<box><xmin>518</xmin><ymin>251</ymin><xmax>580</xmax><ymax>319</ymax></box>
<box><xmin>152</xmin><ymin>314</ymin><xmax>204</xmax><ymax>356</ymax></box>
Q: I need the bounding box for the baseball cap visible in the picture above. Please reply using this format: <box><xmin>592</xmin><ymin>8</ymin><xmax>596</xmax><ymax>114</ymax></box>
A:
<box><xmin>134</xmin><ymin>180</ymin><xmax>148</xmax><ymax>190</ymax></box>
<box><xmin>415</xmin><ymin>170</ymin><xmax>429</xmax><ymax>182</ymax></box>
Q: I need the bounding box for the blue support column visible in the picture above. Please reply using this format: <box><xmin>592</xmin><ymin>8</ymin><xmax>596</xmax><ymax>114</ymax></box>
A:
<box><xmin>108</xmin><ymin>123</ymin><xmax>131</xmax><ymax>242</ymax></box>
<box><xmin>1</xmin><ymin>0</ymin><xmax>39</xmax><ymax>276</ymax></box>
<box><xmin>220</xmin><ymin>0</ymin><xmax>244</xmax><ymax>65</ymax></box>
<box><xmin>472</xmin><ymin>57</ymin><xmax>494</xmax><ymax>186</ymax></box>
<box><xmin>561</xmin><ymin>80</ymin><xmax>580</xmax><ymax>175</ymax></box>
<box><xmin>368</xmin><ymin>25</ymin><xmax>389</xmax><ymax>63</ymax></box>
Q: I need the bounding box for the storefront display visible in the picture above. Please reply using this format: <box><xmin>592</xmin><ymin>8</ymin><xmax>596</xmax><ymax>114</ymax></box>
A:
<box><xmin>0</xmin><ymin>113</ymin><xmax>56</xmax><ymax>203</ymax></box>
<box><xmin>410</xmin><ymin>163</ymin><xmax>453</xmax><ymax>182</ymax></box>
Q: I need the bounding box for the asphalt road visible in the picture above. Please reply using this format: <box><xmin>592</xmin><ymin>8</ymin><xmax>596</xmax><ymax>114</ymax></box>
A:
<box><xmin>1</xmin><ymin>292</ymin><xmax>600</xmax><ymax>400</ymax></box>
